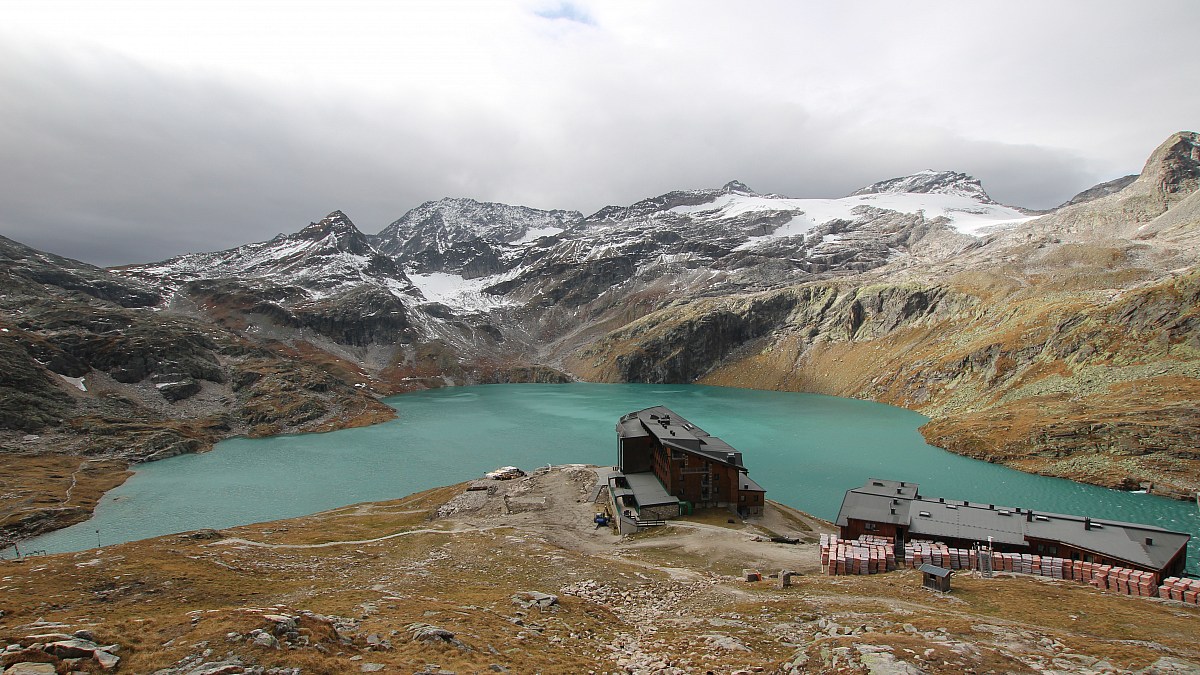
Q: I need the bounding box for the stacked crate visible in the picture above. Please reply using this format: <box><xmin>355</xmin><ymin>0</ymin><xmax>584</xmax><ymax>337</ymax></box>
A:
<box><xmin>824</xmin><ymin>534</ymin><xmax>1176</xmax><ymax>601</ymax></box>
<box><xmin>903</xmin><ymin>541</ymin><xmax>974</xmax><ymax>570</ymax></box>
<box><xmin>1058</xmin><ymin>560</ymin><xmax>1159</xmax><ymax>596</ymax></box>
<box><xmin>1158</xmin><ymin>577</ymin><xmax>1200</xmax><ymax>604</ymax></box>
<box><xmin>819</xmin><ymin>534</ymin><xmax>896</xmax><ymax>575</ymax></box>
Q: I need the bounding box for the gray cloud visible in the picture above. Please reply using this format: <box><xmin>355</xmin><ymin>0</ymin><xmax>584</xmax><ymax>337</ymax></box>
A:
<box><xmin>1</xmin><ymin>1</ymin><xmax>1197</xmax><ymax>267</ymax></box>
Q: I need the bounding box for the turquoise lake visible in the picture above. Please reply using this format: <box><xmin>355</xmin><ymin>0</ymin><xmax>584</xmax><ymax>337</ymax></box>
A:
<box><xmin>18</xmin><ymin>383</ymin><xmax>1200</xmax><ymax>573</ymax></box>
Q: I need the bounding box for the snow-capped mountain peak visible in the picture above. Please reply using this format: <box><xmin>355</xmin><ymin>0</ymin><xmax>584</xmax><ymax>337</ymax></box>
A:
<box><xmin>291</xmin><ymin>210</ymin><xmax>376</xmax><ymax>256</ymax></box>
<box><xmin>117</xmin><ymin>210</ymin><xmax>416</xmax><ymax>302</ymax></box>
<box><xmin>374</xmin><ymin>198</ymin><xmax>583</xmax><ymax>257</ymax></box>
<box><xmin>721</xmin><ymin>180</ymin><xmax>756</xmax><ymax>194</ymax></box>
<box><xmin>852</xmin><ymin>169</ymin><xmax>995</xmax><ymax>204</ymax></box>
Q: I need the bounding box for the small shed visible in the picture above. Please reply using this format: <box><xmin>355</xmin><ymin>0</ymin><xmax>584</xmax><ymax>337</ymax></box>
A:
<box><xmin>918</xmin><ymin>563</ymin><xmax>952</xmax><ymax>593</ymax></box>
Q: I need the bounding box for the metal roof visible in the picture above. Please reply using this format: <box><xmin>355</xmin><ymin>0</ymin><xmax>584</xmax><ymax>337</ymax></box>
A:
<box><xmin>908</xmin><ymin>498</ymin><xmax>1027</xmax><ymax>546</ymax></box>
<box><xmin>835</xmin><ymin>489</ymin><xmax>911</xmax><ymax>527</ymax></box>
<box><xmin>1024</xmin><ymin>510</ymin><xmax>1190</xmax><ymax>572</ymax></box>
<box><xmin>855</xmin><ymin>478</ymin><xmax>920</xmax><ymax>500</ymax></box>
<box><xmin>918</xmin><ymin>564</ymin><xmax>952</xmax><ymax>578</ymax></box>
<box><xmin>837</xmin><ymin>480</ymin><xmax>1191</xmax><ymax>571</ymax></box>
<box><xmin>618</xmin><ymin>406</ymin><xmax>745</xmax><ymax>468</ymax></box>
<box><xmin>739</xmin><ymin>473</ymin><xmax>766</xmax><ymax>493</ymax></box>
<box><xmin>619</xmin><ymin>471</ymin><xmax>679</xmax><ymax>508</ymax></box>
<box><xmin>616</xmin><ymin>418</ymin><xmax>650</xmax><ymax>439</ymax></box>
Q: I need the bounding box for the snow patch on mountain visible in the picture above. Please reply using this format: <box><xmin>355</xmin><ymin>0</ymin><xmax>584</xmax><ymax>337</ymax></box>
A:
<box><xmin>513</xmin><ymin>226</ymin><xmax>565</xmax><ymax>243</ymax></box>
<box><xmin>408</xmin><ymin>271</ymin><xmax>518</xmax><ymax>312</ymax></box>
<box><xmin>59</xmin><ymin>374</ymin><xmax>87</xmax><ymax>392</ymax></box>
<box><xmin>671</xmin><ymin>190</ymin><xmax>1037</xmax><ymax>251</ymax></box>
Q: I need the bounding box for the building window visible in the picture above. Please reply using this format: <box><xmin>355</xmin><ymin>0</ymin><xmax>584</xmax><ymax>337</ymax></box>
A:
<box><xmin>865</xmin><ymin>522</ymin><xmax>877</xmax><ymax>531</ymax></box>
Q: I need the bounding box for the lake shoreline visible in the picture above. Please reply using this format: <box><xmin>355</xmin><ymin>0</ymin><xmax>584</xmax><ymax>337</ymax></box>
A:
<box><xmin>9</xmin><ymin>384</ymin><xmax>1200</xmax><ymax>571</ymax></box>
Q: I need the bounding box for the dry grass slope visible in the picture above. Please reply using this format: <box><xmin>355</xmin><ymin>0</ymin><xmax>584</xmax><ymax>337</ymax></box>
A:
<box><xmin>1</xmin><ymin>467</ymin><xmax>1197</xmax><ymax>674</ymax></box>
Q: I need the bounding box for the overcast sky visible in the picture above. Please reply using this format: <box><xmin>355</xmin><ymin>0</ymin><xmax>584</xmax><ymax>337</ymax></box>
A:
<box><xmin>2</xmin><ymin>1</ymin><xmax>1197</xmax><ymax>266</ymax></box>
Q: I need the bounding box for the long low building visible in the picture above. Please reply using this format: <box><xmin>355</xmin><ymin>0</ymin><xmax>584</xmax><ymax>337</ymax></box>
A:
<box><xmin>836</xmin><ymin>479</ymin><xmax>1191</xmax><ymax>577</ymax></box>
<box><xmin>614</xmin><ymin>405</ymin><xmax>765</xmax><ymax>518</ymax></box>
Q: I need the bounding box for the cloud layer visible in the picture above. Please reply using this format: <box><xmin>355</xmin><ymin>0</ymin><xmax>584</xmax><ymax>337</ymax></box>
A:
<box><xmin>2</xmin><ymin>1</ymin><xmax>1197</xmax><ymax>266</ymax></box>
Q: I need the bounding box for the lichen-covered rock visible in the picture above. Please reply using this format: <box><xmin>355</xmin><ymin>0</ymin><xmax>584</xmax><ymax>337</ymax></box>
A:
<box><xmin>405</xmin><ymin>623</ymin><xmax>470</xmax><ymax>651</ymax></box>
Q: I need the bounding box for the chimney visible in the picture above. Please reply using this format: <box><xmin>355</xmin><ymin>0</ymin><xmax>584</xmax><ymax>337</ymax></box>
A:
<box><xmin>1026</xmin><ymin>511</ymin><xmax>1033</xmax><ymax>522</ymax></box>
<box><xmin>989</xmin><ymin>504</ymin><xmax>994</xmax><ymax>510</ymax></box>
<box><xmin>1084</xmin><ymin>517</ymin><xmax>1092</xmax><ymax>531</ymax></box>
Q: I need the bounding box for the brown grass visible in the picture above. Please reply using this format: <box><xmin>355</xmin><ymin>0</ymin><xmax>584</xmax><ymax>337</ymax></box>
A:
<box><xmin>2</xmin><ymin>480</ymin><xmax>1198</xmax><ymax>674</ymax></box>
<box><xmin>0</xmin><ymin>455</ymin><xmax>131</xmax><ymax>542</ymax></box>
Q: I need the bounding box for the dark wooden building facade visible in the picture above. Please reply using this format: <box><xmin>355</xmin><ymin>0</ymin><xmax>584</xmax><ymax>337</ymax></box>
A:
<box><xmin>616</xmin><ymin>406</ymin><xmax>765</xmax><ymax>516</ymax></box>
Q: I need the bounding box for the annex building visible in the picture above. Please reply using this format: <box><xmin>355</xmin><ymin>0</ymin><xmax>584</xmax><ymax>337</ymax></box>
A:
<box><xmin>608</xmin><ymin>406</ymin><xmax>765</xmax><ymax>526</ymax></box>
<box><xmin>836</xmin><ymin>479</ymin><xmax>1191</xmax><ymax>577</ymax></box>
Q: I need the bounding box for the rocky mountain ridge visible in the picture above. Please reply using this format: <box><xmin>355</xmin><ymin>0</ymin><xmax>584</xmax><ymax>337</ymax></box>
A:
<box><xmin>852</xmin><ymin>168</ymin><xmax>995</xmax><ymax>203</ymax></box>
<box><xmin>3</xmin><ymin>131</ymin><xmax>1198</xmax><ymax>545</ymax></box>
<box><xmin>570</xmin><ymin>131</ymin><xmax>1200</xmax><ymax>496</ymax></box>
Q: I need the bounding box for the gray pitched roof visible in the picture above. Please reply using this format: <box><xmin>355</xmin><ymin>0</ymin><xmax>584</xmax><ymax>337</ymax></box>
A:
<box><xmin>918</xmin><ymin>564</ymin><xmax>952</xmax><ymax>578</ymax></box>
<box><xmin>739</xmin><ymin>474</ymin><xmax>766</xmax><ymax>493</ymax></box>
<box><xmin>617</xmin><ymin>406</ymin><xmax>744</xmax><ymax>467</ymax></box>
<box><xmin>837</xmin><ymin>479</ymin><xmax>1191</xmax><ymax>572</ymax></box>
<box><xmin>908</xmin><ymin>498</ymin><xmax>1027</xmax><ymax>546</ymax></box>
<box><xmin>621</xmin><ymin>471</ymin><xmax>678</xmax><ymax>508</ymax></box>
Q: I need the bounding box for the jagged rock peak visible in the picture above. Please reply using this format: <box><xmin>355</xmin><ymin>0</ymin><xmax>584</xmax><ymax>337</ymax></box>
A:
<box><xmin>852</xmin><ymin>169</ymin><xmax>994</xmax><ymax>203</ymax></box>
<box><xmin>294</xmin><ymin>210</ymin><xmax>374</xmax><ymax>255</ymax></box>
<box><xmin>721</xmin><ymin>180</ymin><xmax>756</xmax><ymax>194</ymax></box>
<box><xmin>1134</xmin><ymin>131</ymin><xmax>1200</xmax><ymax>201</ymax></box>
<box><xmin>301</xmin><ymin>210</ymin><xmax>359</xmax><ymax>236</ymax></box>
<box><xmin>375</xmin><ymin>198</ymin><xmax>583</xmax><ymax>256</ymax></box>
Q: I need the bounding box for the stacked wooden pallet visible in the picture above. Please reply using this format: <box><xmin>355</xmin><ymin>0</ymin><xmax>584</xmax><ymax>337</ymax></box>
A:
<box><xmin>1158</xmin><ymin>577</ymin><xmax>1200</xmax><ymax>604</ymax></box>
<box><xmin>903</xmin><ymin>541</ymin><xmax>975</xmax><ymax>570</ymax></box>
<box><xmin>819</xmin><ymin>534</ymin><xmax>896</xmax><ymax>575</ymax></box>
<box><xmin>826</xmin><ymin>535</ymin><xmax>1181</xmax><ymax>602</ymax></box>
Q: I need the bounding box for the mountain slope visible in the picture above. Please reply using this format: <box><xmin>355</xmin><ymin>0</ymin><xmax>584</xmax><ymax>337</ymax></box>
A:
<box><xmin>852</xmin><ymin>168</ymin><xmax>996</xmax><ymax>203</ymax></box>
<box><xmin>6</xmin><ymin>131</ymin><xmax>1200</xmax><ymax>548</ymax></box>
<box><xmin>0</xmin><ymin>236</ymin><xmax>396</xmax><ymax>545</ymax></box>
<box><xmin>566</xmin><ymin>132</ymin><xmax>1200</xmax><ymax>497</ymax></box>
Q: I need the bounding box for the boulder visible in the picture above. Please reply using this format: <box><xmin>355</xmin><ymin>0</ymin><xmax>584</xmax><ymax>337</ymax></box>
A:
<box><xmin>511</xmin><ymin>591</ymin><xmax>558</xmax><ymax>609</ymax></box>
<box><xmin>186</xmin><ymin>661</ymin><xmax>248</xmax><ymax>675</ymax></box>
<box><xmin>3</xmin><ymin>664</ymin><xmax>57</xmax><ymax>675</ymax></box>
<box><xmin>94</xmin><ymin>650</ymin><xmax>120</xmax><ymax>670</ymax></box>
<box><xmin>20</xmin><ymin>634</ymin><xmax>72</xmax><ymax>643</ymax></box>
<box><xmin>249</xmin><ymin>632</ymin><xmax>279</xmax><ymax>649</ymax></box>
<box><xmin>44</xmin><ymin>637</ymin><xmax>103</xmax><ymax>658</ymax></box>
<box><xmin>406</xmin><ymin>623</ymin><xmax>469</xmax><ymax>651</ymax></box>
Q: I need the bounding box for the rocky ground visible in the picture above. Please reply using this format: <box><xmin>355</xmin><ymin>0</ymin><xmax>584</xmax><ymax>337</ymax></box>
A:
<box><xmin>1</xmin><ymin>466</ymin><xmax>1197</xmax><ymax>674</ymax></box>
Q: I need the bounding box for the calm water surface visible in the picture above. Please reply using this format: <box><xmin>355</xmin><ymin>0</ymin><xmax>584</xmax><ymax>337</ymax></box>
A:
<box><xmin>21</xmin><ymin>384</ymin><xmax>1199</xmax><ymax>572</ymax></box>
